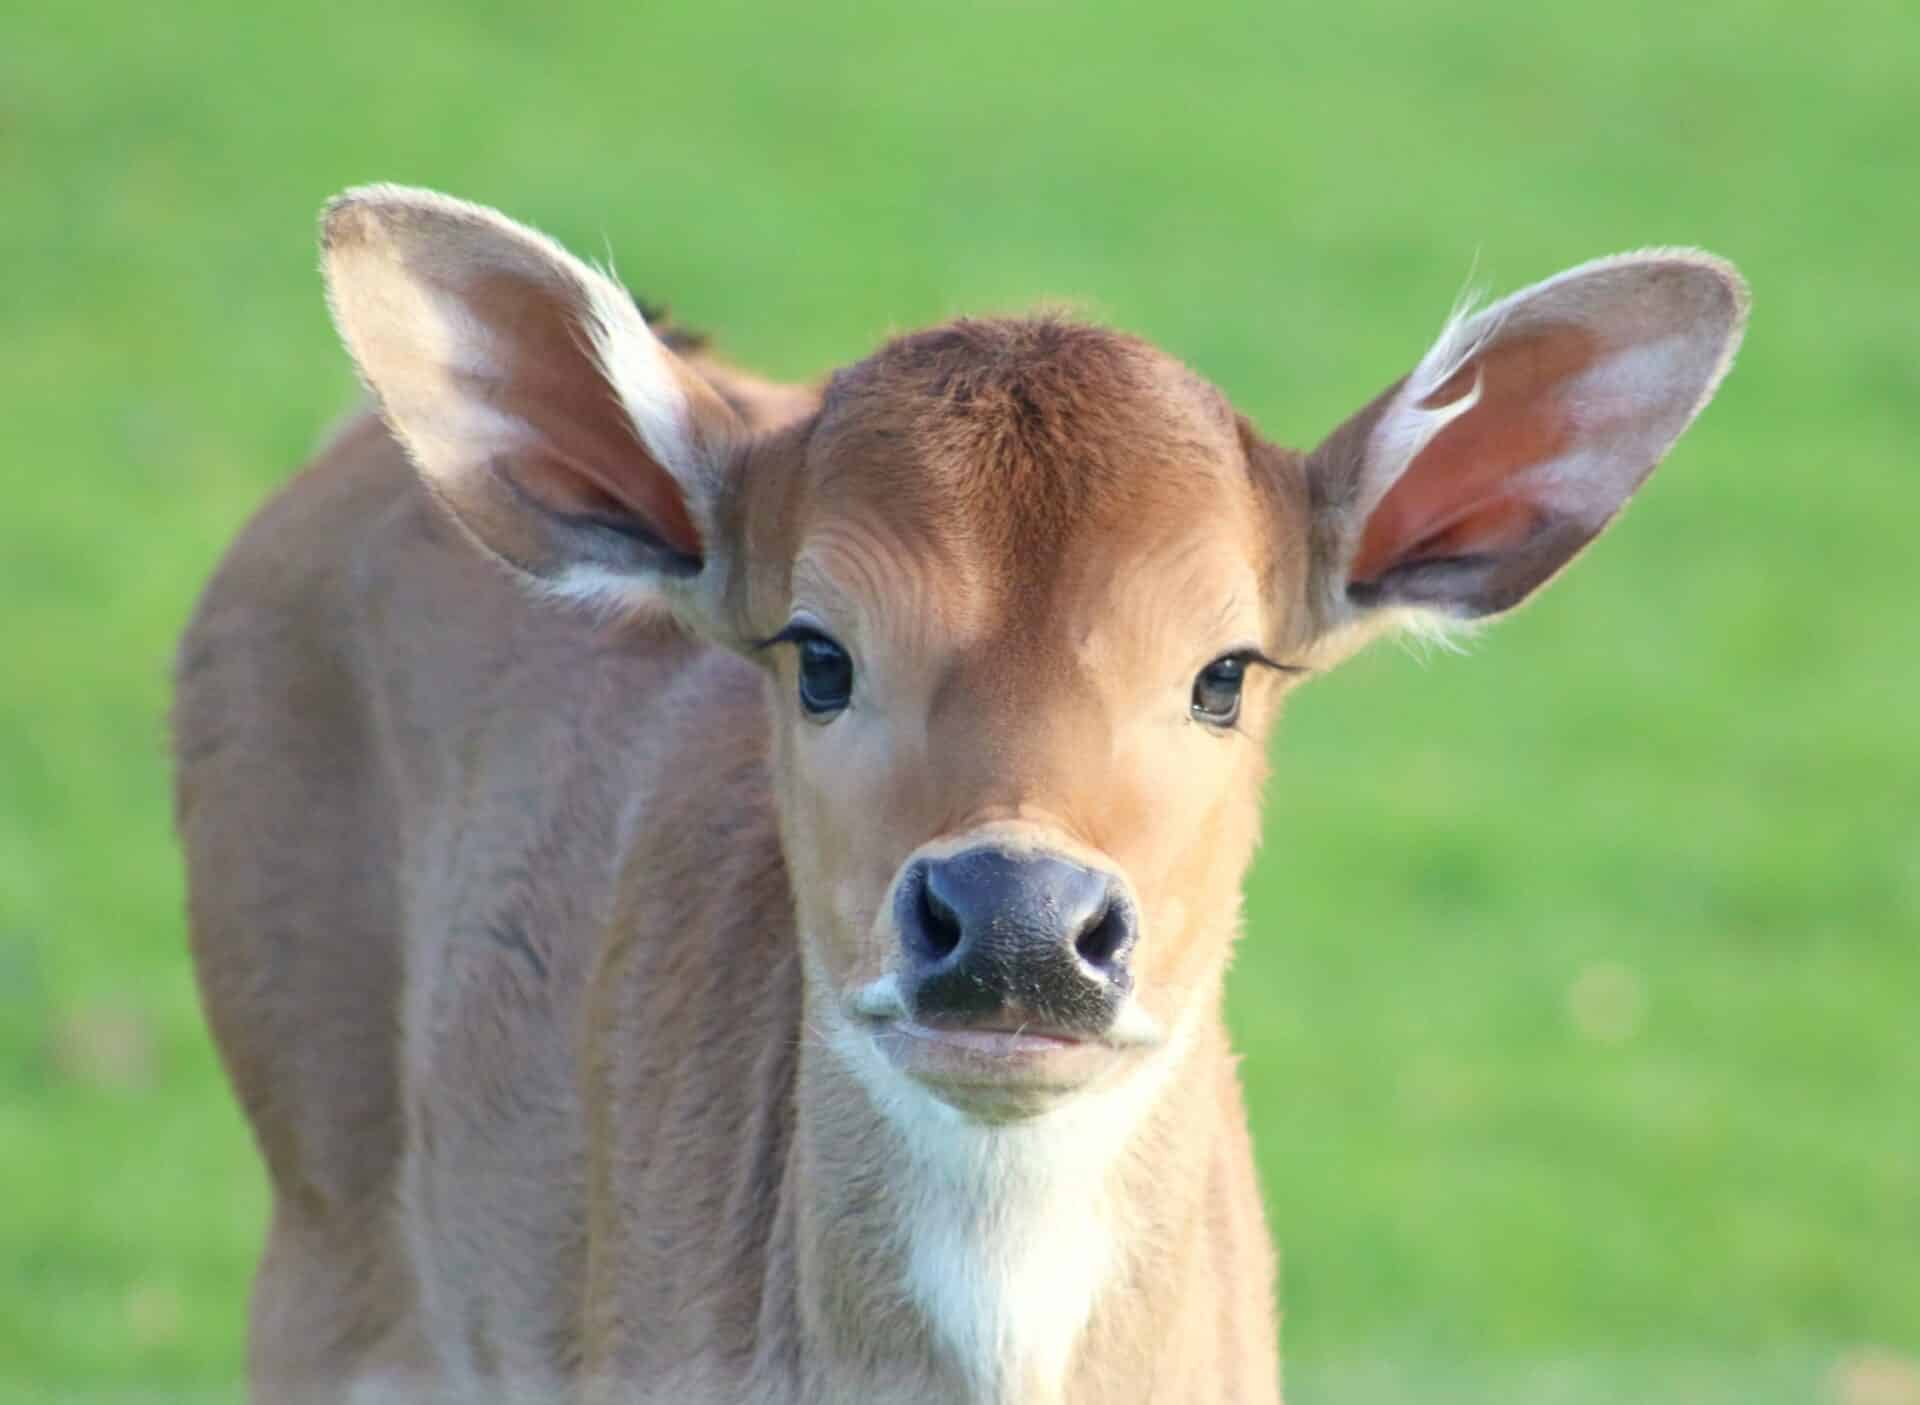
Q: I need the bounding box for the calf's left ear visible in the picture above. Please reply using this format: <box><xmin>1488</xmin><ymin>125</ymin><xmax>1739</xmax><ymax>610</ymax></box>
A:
<box><xmin>321</xmin><ymin>185</ymin><xmax>747</xmax><ymax>633</ymax></box>
<box><xmin>1304</xmin><ymin>251</ymin><xmax>1748</xmax><ymax>638</ymax></box>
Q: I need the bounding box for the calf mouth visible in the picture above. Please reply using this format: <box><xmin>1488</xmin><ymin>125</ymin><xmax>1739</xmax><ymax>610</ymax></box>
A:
<box><xmin>851</xmin><ymin>974</ymin><xmax>1162</xmax><ymax>1118</ymax></box>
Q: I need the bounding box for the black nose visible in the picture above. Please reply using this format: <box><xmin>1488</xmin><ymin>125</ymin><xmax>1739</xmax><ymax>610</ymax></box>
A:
<box><xmin>896</xmin><ymin>847</ymin><xmax>1136</xmax><ymax>1029</ymax></box>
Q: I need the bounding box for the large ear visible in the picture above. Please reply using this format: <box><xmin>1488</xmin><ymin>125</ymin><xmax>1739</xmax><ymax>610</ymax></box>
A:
<box><xmin>321</xmin><ymin>185</ymin><xmax>746</xmax><ymax>627</ymax></box>
<box><xmin>1304</xmin><ymin>251</ymin><xmax>1748</xmax><ymax>642</ymax></box>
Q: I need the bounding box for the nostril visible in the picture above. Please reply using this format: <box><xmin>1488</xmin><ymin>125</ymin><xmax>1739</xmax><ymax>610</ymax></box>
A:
<box><xmin>1074</xmin><ymin>899</ymin><xmax>1130</xmax><ymax>975</ymax></box>
<box><xmin>911</xmin><ymin>875</ymin><xmax>965</xmax><ymax>963</ymax></box>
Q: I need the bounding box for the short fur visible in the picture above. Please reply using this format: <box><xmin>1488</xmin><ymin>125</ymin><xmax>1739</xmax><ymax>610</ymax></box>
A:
<box><xmin>175</xmin><ymin>187</ymin><xmax>1747</xmax><ymax>1404</ymax></box>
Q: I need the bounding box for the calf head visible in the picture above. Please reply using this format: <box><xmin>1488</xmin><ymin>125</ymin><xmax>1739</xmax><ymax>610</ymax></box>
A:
<box><xmin>324</xmin><ymin>186</ymin><xmax>1745</xmax><ymax>1122</ymax></box>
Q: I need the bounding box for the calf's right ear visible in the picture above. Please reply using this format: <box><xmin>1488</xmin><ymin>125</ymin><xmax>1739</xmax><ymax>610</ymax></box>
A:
<box><xmin>322</xmin><ymin>185</ymin><xmax>746</xmax><ymax>630</ymax></box>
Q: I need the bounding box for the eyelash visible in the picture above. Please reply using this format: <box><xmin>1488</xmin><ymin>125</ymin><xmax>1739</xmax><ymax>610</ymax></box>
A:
<box><xmin>754</xmin><ymin>625</ymin><xmax>1307</xmax><ymax>728</ymax></box>
<box><xmin>755</xmin><ymin>621</ymin><xmax>856</xmax><ymax>719</ymax></box>
<box><xmin>1192</xmin><ymin>650</ymin><xmax>1308</xmax><ymax>732</ymax></box>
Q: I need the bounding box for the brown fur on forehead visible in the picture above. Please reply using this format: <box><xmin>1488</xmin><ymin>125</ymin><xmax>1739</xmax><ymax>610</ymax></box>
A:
<box><xmin>810</xmin><ymin>316</ymin><xmax>1247</xmax><ymax>567</ymax></box>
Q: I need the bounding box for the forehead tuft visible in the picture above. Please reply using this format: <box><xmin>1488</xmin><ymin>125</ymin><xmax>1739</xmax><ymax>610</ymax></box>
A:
<box><xmin>811</xmin><ymin>316</ymin><xmax>1243</xmax><ymax>548</ymax></box>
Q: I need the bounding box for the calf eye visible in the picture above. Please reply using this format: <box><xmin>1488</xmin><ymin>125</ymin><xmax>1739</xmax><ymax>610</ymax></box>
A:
<box><xmin>1191</xmin><ymin>653</ymin><xmax>1251</xmax><ymax>727</ymax></box>
<box><xmin>790</xmin><ymin>628</ymin><xmax>854</xmax><ymax>719</ymax></box>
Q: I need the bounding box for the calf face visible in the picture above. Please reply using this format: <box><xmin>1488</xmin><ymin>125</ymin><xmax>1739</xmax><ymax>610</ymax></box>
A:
<box><xmin>324</xmin><ymin>187</ymin><xmax>1745</xmax><ymax>1123</ymax></box>
<box><xmin>741</xmin><ymin>318</ymin><xmax>1294</xmax><ymax>1118</ymax></box>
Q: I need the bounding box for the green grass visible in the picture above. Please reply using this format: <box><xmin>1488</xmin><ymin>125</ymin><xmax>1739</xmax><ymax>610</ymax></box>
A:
<box><xmin>3</xmin><ymin>0</ymin><xmax>1916</xmax><ymax>1397</ymax></box>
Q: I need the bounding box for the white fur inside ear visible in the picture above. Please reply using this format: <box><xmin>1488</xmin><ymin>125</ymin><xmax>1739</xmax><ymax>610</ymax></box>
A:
<box><xmin>535</xmin><ymin>562</ymin><xmax>676</xmax><ymax>617</ymax></box>
<box><xmin>1326</xmin><ymin>296</ymin><xmax>1496</xmax><ymax>642</ymax></box>
<box><xmin>1394</xmin><ymin>605</ymin><xmax>1484</xmax><ymax>657</ymax></box>
<box><xmin>1407</xmin><ymin>280</ymin><xmax>1501</xmax><ymax>408</ymax></box>
<box><xmin>578</xmin><ymin>273</ymin><xmax>707</xmax><ymax>491</ymax></box>
<box><xmin>1360</xmin><ymin>282</ymin><xmax>1501</xmax><ymax>504</ymax></box>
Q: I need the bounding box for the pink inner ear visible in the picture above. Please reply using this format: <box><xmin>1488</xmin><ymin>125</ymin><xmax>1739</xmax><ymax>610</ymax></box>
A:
<box><xmin>512</xmin><ymin>448</ymin><xmax>704</xmax><ymax>558</ymax></box>
<box><xmin>604</xmin><ymin>454</ymin><xmax>702</xmax><ymax>557</ymax></box>
<box><xmin>463</xmin><ymin>269</ymin><xmax>705</xmax><ymax>560</ymax></box>
<box><xmin>1350</xmin><ymin>326</ymin><xmax>1597</xmax><ymax>583</ymax></box>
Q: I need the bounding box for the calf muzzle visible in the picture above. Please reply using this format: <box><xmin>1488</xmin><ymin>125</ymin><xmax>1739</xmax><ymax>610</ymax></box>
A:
<box><xmin>894</xmin><ymin>845</ymin><xmax>1136</xmax><ymax>1036</ymax></box>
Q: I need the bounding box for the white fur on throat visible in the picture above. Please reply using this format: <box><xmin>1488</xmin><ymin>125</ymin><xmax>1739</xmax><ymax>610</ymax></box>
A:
<box><xmin>828</xmin><ymin>1001</ymin><xmax>1195</xmax><ymax>1404</ymax></box>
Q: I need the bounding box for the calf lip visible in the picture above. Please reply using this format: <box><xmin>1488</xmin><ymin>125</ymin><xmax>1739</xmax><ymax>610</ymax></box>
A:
<box><xmin>910</xmin><ymin>1008</ymin><xmax>1095</xmax><ymax>1046</ymax></box>
<box><xmin>891</xmin><ymin>1014</ymin><xmax>1094</xmax><ymax>1057</ymax></box>
<box><xmin>868</xmin><ymin>1016</ymin><xmax>1126</xmax><ymax>1120</ymax></box>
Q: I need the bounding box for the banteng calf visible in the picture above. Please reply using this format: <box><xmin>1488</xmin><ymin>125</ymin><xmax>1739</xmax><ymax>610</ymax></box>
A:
<box><xmin>174</xmin><ymin>187</ymin><xmax>1746</xmax><ymax>1403</ymax></box>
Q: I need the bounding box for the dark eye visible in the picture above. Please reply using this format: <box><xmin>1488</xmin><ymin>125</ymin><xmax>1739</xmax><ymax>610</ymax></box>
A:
<box><xmin>791</xmin><ymin>628</ymin><xmax>853</xmax><ymax>719</ymax></box>
<box><xmin>1192</xmin><ymin>653</ymin><xmax>1250</xmax><ymax>727</ymax></box>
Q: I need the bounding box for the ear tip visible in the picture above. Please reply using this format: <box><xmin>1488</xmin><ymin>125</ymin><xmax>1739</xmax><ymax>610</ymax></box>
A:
<box><xmin>319</xmin><ymin>191</ymin><xmax>379</xmax><ymax>254</ymax></box>
<box><xmin>1620</xmin><ymin>247</ymin><xmax>1752</xmax><ymax>336</ymax></box>
<box><xmin>1700</xmin><ymin>254</ymin><xmax>1752</xmax><ymax>339</ymax></box>
<box><xmin>316</xmin><ymin>186</ymin><xmax>612</xmax><ymax>315</ymax></box>
<box><xmin>318</xmin><ymin>184</ymin><xmax>502</xmax><ymax>255</ymax></box>
<box><xmin>1658</xmin><ymin>245</ymin><xmax>1749</xmax><ymax>302</ymax></box>
<box><xmin>319</xmin><ymin>185</ymin><xmax>424</xmax><ymax>257</ymax></box>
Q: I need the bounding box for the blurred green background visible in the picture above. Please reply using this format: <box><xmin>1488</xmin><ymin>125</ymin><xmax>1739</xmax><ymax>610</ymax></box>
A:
<box><xmin>4</xmin><ymin>0</ymin><xmax>1916</xmax><ymax>1399</ymax></box>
